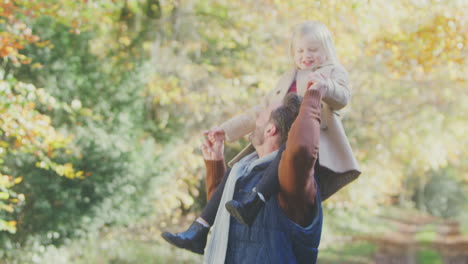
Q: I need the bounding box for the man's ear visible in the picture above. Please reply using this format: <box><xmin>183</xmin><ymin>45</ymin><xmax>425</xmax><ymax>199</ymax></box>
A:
<box><xmin>265</xmin><ymin>122</ymin><xmax>278</xmax><ymax>137</ymax></box>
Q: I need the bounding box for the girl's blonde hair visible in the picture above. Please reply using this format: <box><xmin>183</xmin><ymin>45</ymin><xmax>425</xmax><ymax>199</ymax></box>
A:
<box><xmin>288</xmin><ymin>21</ymin><xmax>340</xmax><ymax>68</ymax></box>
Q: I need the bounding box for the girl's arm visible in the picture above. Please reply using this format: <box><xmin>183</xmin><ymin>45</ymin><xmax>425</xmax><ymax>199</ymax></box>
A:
<box><xmin>218</xmin><ymin>105</ymin><xmax>262</xmax><ymax>142</ymax></box>
<box><xmin>218</xmin><ymin>92</ymin><xmax>273</xmax><ymax>142</ymax></box>
<box><xmin>321</xmin><ymin>64</ymin><xmax>351</xmax><ymax>110</ymax></box>
<box><xmin>216</xmin><ymin>72</ymin><xmax>288</xmax><ymax>142</ymax></box>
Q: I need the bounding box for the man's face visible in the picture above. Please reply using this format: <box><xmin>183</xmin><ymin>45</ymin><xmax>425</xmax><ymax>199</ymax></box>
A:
<box><xmin>249</xmin><ymin>100</ymin><xmax>281</xmax><ymax>148</ymax></box>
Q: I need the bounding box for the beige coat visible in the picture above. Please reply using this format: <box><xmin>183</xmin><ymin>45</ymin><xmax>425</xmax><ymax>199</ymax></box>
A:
<box><xmin>220</xmin><ymin>64</ymin><xmax>361</xmax><ymax>200</ymax></box>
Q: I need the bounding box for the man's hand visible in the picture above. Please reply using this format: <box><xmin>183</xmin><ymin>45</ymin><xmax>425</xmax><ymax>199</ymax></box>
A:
<box><xmin>201</xmin><ymin>129</ymin><xmax>225</xmax><ymax>161</ymax></box>
<box><xmin>203</xmin><ymin>126</ymin><xmax>226</xmax><ymax>143</ymax></box>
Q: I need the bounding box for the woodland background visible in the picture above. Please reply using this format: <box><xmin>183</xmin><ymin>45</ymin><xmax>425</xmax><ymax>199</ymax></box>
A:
<box><xmin>0</xmin><ymin>0</ymin><xmax>467</xmax><ymax>263</ymax></box>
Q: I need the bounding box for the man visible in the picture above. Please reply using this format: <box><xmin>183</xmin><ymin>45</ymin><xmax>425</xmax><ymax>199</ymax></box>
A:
<box><xmin>164</xmin><ymin>83</ymin><xmax>324</xmax><ymax>263</ymax></box>
<box><xmin>208</xmin><ymin>80</ymin><xmax>325</xmax><ymax>262</ymax></box>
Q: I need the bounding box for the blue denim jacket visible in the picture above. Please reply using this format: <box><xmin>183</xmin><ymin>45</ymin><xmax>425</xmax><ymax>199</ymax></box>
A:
<box><xmin>224</xmin><ymin>162</ymin><xmax>323</xmax><ymax>264</ymax></box>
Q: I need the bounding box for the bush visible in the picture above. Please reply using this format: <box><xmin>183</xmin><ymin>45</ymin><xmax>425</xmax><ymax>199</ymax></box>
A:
<box><xmin>423</xmin><ymin>167</ymin><xmax>466</xmax><ymax>218</ymax></box>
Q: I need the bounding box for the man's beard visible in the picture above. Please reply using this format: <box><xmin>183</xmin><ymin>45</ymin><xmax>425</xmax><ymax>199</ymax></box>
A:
<box><xmin>249</xmin><ymin>125</ymin><xmax>265</xmax><ymax>148</ymax></box>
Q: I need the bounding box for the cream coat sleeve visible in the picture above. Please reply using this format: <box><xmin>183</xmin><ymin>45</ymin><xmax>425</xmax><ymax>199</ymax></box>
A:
<box><xmin>219</xmin><ymin>105</ymin><xmax>262</xmax><ymax>142</ymax></box>
<box><xmin>218</xmin><ymin>85</ymin><xmax>278</xmax><ymax>142</ymax></box>
<box><xmin>322</xmin><ymin>65</ymin><xmax>351</xmax><ymax>111</ymax></box>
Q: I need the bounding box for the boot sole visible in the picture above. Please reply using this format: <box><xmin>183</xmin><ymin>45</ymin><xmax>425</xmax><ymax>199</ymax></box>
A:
<box><xmin>225</xmin><ymin>201</ymin><xmax>252</xmax><ymax>227</ymax></box>
<box><xmin>161</xmin><ymin>232</ymin><xmax>204</xmax><ymax>255</ymax></box>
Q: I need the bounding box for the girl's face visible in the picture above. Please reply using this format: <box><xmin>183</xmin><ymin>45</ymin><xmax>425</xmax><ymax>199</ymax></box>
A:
<box><xmin>293</xmin><ymin>33</ymin><xmax>327</xmax><ymax>70</ymax></box>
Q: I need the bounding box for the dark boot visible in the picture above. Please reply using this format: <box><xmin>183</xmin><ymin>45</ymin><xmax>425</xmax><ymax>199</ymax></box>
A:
<box><xmin>161</xmin><ymin>221</ymin><xmax>209</xmax><ymax>255</ymax></box>
<box><xmin>225</xmin><ymin>191</ymin><xmax>265</xmax><ymax>227</ymax></box>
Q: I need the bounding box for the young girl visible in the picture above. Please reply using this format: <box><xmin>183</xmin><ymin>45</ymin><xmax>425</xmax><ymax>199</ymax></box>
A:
<box><xmin>162</xmin><ymin>20</ymin><xmax>361</xmax><ymax>254</ymax></box>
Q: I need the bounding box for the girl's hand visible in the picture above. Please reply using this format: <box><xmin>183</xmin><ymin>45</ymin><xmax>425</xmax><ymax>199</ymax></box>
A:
<box><xmin>201</xmin><ymin>136</ymin><xmax>224</xmax><ymax>161</ymax></box>
<box><xmin>307</xmin><ymin>72</ymin><xmax>328</xmax><ymax>94</ymax></box>
<box><xmin>203</xmin><ymin>127</ymin><xmax>226</xmax><ymax>143</ymax></box>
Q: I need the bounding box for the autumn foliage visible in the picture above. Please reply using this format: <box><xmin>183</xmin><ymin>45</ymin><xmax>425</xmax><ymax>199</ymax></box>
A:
<box><xmin>0</xmin><ymin>0</ymin><xmax>466</xmax><ymax>262</ymax></box>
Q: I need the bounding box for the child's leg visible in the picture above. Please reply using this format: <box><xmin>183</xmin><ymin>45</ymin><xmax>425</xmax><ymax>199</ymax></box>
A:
<box><xmin>224</xmin><ymin>144</ymin><xmax>286</xmax><ymax>226</ymax></box>
<box><xmin>254</xmin><ymin>144</ymin><xmax>286</xmax><ymax>201</ymax></box>
<box><xmin>226</xmin><ymin>144</ymin><xmax>321</xmax><ymax>226</ymax></box>
<box><xmin>161</xmin><ymin>170</ymin><xmax>230</xmax><ymax>254</ymax></box>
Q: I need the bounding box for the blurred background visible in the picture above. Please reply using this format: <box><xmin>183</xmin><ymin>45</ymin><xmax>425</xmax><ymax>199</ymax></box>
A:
<box><xmin>0</xmin><ymin>0</ymin><xmax>467</xmax><ymax>263</ymax></box>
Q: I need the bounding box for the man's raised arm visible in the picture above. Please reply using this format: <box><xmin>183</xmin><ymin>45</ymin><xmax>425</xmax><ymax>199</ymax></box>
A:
<box><xmin>277</xmin><ymin>88</ymin><xmax>322</xmax><ymax>226</ymax></box>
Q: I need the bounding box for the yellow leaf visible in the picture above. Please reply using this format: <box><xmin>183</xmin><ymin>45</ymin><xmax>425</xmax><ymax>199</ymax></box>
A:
<box><xmin>0</xmin><ymin>192</ymin><xmax>9</xmax><ymax>200</ymax></box>
<box><xmin>76</xmin><ymin>171</ymin><xmax>84</xmax><ymax>179</ymax></box>
<box><xmin>13</xmin><ymin>177</ymin><xmax>22</xmax><ymax>184</ymax></box>
<box><xmin>2</xmin><ymin>204</ymin><xmax>14</xmax><ymax>212</ymax></box>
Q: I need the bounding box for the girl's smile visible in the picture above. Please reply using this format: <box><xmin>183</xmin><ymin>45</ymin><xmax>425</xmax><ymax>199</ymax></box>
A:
<box><xmin>293</xmin><ymin>33</ymin><xmax>327</xmax><ymax>70</ymax></box>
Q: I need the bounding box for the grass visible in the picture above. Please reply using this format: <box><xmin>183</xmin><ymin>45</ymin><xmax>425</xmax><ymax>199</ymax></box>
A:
<box><xmin>318</xmin><ymin>241</ymin><xmax>377</xmax><ymax>264</ymax></box>
<box><xmin>416</xmin><ymin>249</ymin><xmax>443</xmax><ymax>264</ymax></box>
<box><xmin>414</xmin><ymin>224</ymin><xmax>437</xmax><ymax>244</ymax></box>
<box><xmin>68</xmin><ymin>238</ymin><xmax>203</xmax><ymax>264</ymax></box>
<box><xmin>1</xmin><ymin>227</ymin><xmax>203</xmax><ymax>264</ymax></box>
<box><xmin>4</xmin><ymin>205</ymin><xmax>466</xmax><ymax>263</ymax></box>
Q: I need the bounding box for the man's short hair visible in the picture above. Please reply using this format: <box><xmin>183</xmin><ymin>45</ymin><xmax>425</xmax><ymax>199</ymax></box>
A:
<box><xmin>270</xmin><ymin>93</ymin><xmax>302</xmax><ymax>146</ymax></box>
